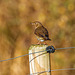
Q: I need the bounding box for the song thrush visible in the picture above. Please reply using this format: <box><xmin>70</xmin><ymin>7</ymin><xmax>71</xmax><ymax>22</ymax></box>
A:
<box><xmin>32</xmin><ymin>21</ymin><xmax>51</xmax><ymax>44</ymax></box>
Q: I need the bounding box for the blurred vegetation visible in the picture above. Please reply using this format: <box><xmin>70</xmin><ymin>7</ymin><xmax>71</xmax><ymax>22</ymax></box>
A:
<box><xmin>0</xmin><ymin>0</ymin><xmax>75</xmax><ymax>75</ymax></box>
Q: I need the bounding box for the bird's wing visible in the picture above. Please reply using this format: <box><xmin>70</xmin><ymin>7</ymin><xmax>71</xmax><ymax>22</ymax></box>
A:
<box><xmin>34</xmin><ymin>26</ymin><xmax>49</xmax><ymax>40</ymax></box>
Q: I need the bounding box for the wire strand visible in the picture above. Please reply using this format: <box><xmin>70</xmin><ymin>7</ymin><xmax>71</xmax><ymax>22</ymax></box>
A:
<box><xmin>0</xmin><ymin>47</ymin><xmax>75</xmax><ymax>62</ymax></box>
<box><xmin>0</xmin><ymin>49</ymin><xmax>47</xmax><ymax>62</ymax></box>
<box><xmin>56</xmin><ymin>47</ymin><xmax>75</xmax><ymax>50</ymax></box>
<box><xmin>29</xmin><ymin>68</ymin><xmax>75</xmax><ymax>75</ymax></box>
<box><xmin>51</xmin><ymin>68</ymin><xmax>75</xmax><ymax>71</ymax></box>
<box><xmin>29</xmin><ymin>52</ymin><xmax>47</xmax><ymax>63</ymax></box>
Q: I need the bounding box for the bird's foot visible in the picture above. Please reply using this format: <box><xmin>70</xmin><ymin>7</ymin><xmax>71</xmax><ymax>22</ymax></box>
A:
<box><xmin>43</xmin><ymin>42</ymin><xmax>47</xmax><ymax>45</ymax></box>
<box><xmin>37</xmin><ymin>41</ymin><xmax>41</xmax><ymax>45</ymax></box>
<box><xmin>37</xmin><ymin>41</ymin><xmax>47</xmax><ymax>45</ymax></box>
<box><xmin>37</xmin><ymin>42</ymin><xmax>47</xmax><ymax>45</ymax></box>
<box><xmin>37</xmin><ymin>43</ymin><xmax>40</xmax><ymax>45</ymax></box>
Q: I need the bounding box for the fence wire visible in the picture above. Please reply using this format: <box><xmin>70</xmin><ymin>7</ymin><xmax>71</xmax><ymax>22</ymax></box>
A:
<box><xmin>29</xmin><ymin>46</ymin><xmax>75</xmax><ymax>75</ymax></box>
<box><xmin>0</xmin><ymin>47</ymin><xmax>75</xmax><ymax>62</ymax></box>
<box><xmin>29</xmin><ymin>68</ymin><xmax>75</xmax><ymax>75</ymax></box>
<box><xmin>0</xmin><ymin>46</ymin><xmax>75</xmax><ymax>75</ymax></box>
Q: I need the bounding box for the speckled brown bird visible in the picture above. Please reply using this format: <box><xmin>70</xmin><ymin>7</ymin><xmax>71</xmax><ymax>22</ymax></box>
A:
<box><xmin>32</xmin><ymin>21</ymin><xmax>51</xmax><ymax>44</ymax></box>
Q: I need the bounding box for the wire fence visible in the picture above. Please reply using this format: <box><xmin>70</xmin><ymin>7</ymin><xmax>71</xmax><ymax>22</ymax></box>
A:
<box><xmin>30</xmin><ymin>68</ymin><xmax>75</xmax><ymax>75</ymax></box>
<box><xmin>0</xmin><ymin>46</ymin><xmax>75</xmax><ymax>75</ymax></box>
<box><xmin>29</xmin><ymin>46</ymin><xmax>75</xmax><ymax>75</ymax></box>
<box><xmin>0</xmin><ymin>47</ymin><xmax>75</xmax><ymax>62</ymax></box>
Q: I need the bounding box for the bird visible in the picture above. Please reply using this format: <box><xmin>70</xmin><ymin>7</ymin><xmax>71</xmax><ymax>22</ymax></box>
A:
<box><xmin>31</xmin><ymin>21</ymin><xmax>51</xmax><ymax>44</ymax></box>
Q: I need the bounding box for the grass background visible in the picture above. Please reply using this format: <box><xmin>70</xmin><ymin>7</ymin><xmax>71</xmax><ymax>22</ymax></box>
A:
<box><xmin>0</xmin><ymin>0</ymin><xmax>75</xmax><ymax>75</ymax></box>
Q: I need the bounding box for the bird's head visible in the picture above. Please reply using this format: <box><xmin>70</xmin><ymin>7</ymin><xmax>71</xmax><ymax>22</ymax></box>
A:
<box><xmin>31</xmin><ymin>21</ymin><xmax>42</xmax><ymax>29</ymax></box>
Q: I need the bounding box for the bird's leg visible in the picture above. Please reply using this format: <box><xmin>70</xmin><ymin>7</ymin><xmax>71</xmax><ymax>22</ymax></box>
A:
<box><xmin>37</xmin><ymin>41</ymin><xmax>41</xmax><ymax>45</ymax></box>
<box><xmin>44</xmin><ymin>42</ymin><xmax>47</xmax><ymax>45</ymax></box>
<box><xmin>43</xmin><ymin>41</ymin><xmax>47</xmax><ymax>45</ymax></box>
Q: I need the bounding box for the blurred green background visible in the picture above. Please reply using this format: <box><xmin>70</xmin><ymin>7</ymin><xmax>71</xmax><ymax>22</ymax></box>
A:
<box><xmin>0</xmin><ymin>0</ymin><xmax>75</xmax><ymax>75</ymax></box>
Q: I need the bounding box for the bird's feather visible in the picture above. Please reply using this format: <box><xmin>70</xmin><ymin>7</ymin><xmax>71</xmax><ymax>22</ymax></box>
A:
<box><xmin>34</xmin><ymin>26</ymin><xmax>50</xmax><ymax>40</ymax></box>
